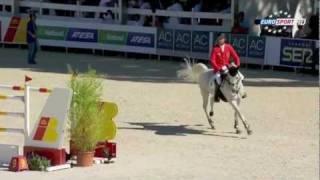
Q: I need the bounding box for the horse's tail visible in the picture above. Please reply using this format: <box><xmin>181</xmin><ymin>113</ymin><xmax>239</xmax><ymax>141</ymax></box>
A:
<box><xmin>177</xmin><ymin>58</ymin><xmax>208</xmax><ymax>83</ymax></box>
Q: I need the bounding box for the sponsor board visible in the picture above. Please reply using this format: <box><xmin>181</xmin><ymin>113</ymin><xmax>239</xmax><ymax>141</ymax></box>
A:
<box><xmin>4</xmin><ymin>17</ymin><xmax>28</xmax><ymax>44</ymax></box>
<box><xmin>175</xmin><ymin>30</ymin><xmax>191</xmax><ymax>51</ymax></box>
<box><xmin>157</xmin><ymin>29</ymin><xmax>174</xmax><ymax>50</ymax></box>
<box><xmin>192</xmin><ymin>31</ymin><xmax>209</xmax><ymax>53</ymax></box>
<box><xmin>127</xmin><ymin>32</ymin><xmax>154</xmax><ymax>47</ymax></box>
<box><xmin>280</xmin><ymin>39</ymin><xmax>316</xmax><ymax>66</ymax></box>
<box><xmin>66</xmin><ymin>28</ymin><xmax>98</xmax><ymax>43</ymax></box>
<box><xmin>247</xmin><ymin>36</ymin><xmax>265</xmax><ymax>58</ymax></box>
<box><xmin>230</xmin><ymin>34</ymin><xmax>247</xmax><ymax>57</ymax></box>
<box><xmin>38</xmin><ymin>26</ymin><xmax>67</xmax><ymax>40</ymax></box>
<box><xmin>99</xmin><ymin>30</ymin><xmax>127</xmax><ymax>45</ymax></box>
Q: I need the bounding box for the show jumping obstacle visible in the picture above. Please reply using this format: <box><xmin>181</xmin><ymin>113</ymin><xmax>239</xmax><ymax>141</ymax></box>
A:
<box><xmin>0</xmin><ymin>76</ymin><xmax>72</xmax><ymax>166</ymax></box>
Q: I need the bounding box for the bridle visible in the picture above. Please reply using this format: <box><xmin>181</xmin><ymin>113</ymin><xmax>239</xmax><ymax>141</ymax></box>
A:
<box><xmin>222</xmin><ymin>70</ymin><xmax>242</xmax><ymax>94</ymax></box>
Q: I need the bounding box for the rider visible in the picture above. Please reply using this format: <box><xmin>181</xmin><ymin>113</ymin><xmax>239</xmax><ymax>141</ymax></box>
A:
<box><xmin>210</xmin><ymin>33</ymin><xmax>240</xmax><ymax>85</ymax></box>
<box><xmin>210</xmin><ymin>33</ymin><xmax>241</xmax><ymax>101</ymax></box>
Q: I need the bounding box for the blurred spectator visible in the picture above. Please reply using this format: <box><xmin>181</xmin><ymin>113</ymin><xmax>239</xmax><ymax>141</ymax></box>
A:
<box><xmin>293</xmin><ymin>25</ymin><xmax>306</xmax><ymax>38</ymax></box>
<box><xmin>96</xmin><ymin>0</ymin><xmax>118</xmax><ymax>19</ymax></box>
<box><xmin>192</xmin><ymin>0</ymin><xmax>202</xmax><ymax>25</ymax></box>
<box><xmin>237</xmin><ymin>12</ymin><xmax>249</xmax><ymax>33</ymax></box>
<box><xmin>306</xmin><ymin>13</ymin><xmax>319</xmax><ymax>40</ymax></box>
<box><xmin>128</xmin><ymin>0</ymin><xmax>139</xmax><ymax>21</ymax></box>
<box><xmin>166</xmin><ymin>0</ymin><xmax>183</xmax><ymax>25</ymax></box>
<box><xmin>138</xmin><ymin>0</ymin><xmax>152</xmax><ymax>25</ymax></box>
<box><xmin>231</xmin><ymin>18</ymin><xmax>247</xmax><ymax>34</ymax></box>
<box><xmin>101</xmin><ymin>10</ymin><xmax>115</xmax><ymax>23</ymax></box>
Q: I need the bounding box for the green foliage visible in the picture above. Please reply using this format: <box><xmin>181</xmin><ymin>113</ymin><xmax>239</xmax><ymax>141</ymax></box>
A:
<box><xmin>27</xmin><ymin>153</ymin><xmax>51</xmax><ymax>171</ymax></box>
<box><xmin>68</xmin><ymin>67</ymin><xmax>104</xmax><ymax>152</ymax></box>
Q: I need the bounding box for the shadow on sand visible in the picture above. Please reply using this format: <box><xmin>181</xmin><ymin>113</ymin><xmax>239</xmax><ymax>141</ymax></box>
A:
<box><xmin>119</xmin><ymin>122</ymin><xmax>247</xmax><ymax>139</ymax></box>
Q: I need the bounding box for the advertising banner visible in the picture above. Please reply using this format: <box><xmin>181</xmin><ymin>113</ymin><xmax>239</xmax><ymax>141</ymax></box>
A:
<box><xmin>4</xmin><ymin>16</ymin><xmax>28</xmax><ymax>44</ymax></box>
<box><xmin>99</xmin><ymin>30</ymin><xmax>127</xmax><ymax>45</ymax></box>
<box><xmin>127</xmin><ymin>32</ymin><xmax>154</xmax><ymax>48</ymax></box>
<box><xmin>38</xmin><ymin>26</ymin><xmax>67</xmax><ymax>40</ymax></box>
<box><xmin>157</xmin><ymin>28</ymin><xmax>174</xmax><ymax>50</ymax></box>
<box><xmin>175</xmin><ymin>30</ymin><xmax>191</xmax><ymax>51</ymax></box>
<box><xmin>247</xmin><ymin>36</ymin><xmax>265</xmax><ymax>58</ymax></box>
<box><xmin>280</xmin><ymin>39</ymin><xmax>316</xmax><ymax>66</ymax></box>
<box><xmin>66</xmin><ymin>28</ymin><xmax>98</xmax><ymax>43</ymax></box>
<box><xmin>230</xmin><ymin>34</ymin><xmax>247</xmax><ymax>57</ymax></box>
<box><xmin>192</xmin><ymin>31</ymin><xmax>209</xmax><ymax>53</ymax></box>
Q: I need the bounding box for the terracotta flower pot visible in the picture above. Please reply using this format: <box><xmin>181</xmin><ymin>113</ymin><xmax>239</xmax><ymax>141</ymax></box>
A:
<box><xmin>77</xmin><ymin>151</ymin><xmax>94</xmax><ymax>167</ymax></box>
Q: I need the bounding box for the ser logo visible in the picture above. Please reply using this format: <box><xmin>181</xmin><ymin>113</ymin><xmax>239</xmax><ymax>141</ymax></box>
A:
<box><xmin>72</xmin><ymin>32</ymin><xmax>94</xmax><ymax>39</ymax></box>
<box><xmin>282</xmin><ymin>46</ymin><xmax>313</xmax><ymax>64</ymax></box>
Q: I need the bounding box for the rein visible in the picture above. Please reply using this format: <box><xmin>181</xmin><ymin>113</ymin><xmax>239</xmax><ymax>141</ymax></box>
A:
<box><xmin>223</xmin><ymin>74</ymin><xmax>242</xmax><ymax>94</ymax></box>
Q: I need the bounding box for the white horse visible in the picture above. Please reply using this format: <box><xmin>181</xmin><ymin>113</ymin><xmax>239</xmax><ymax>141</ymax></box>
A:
<box><xmin>177</xmin><ymin>58</ymin><xmax>252</xmax><ymax>135</ymax></box>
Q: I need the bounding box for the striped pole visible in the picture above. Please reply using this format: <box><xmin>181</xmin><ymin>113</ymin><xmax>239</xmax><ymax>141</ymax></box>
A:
<box><xmin>0</xmin><ymin>127</ymin><xmax>24</xmax><ymax>134</ymax></box>
<box><xmin>0</xmin><ymin>111</ymin><xmax>24</xmax><ymax>117</ymax></box>
<box><xmin>29</xmin><ymin>87</ymin><xmax>52</xmax><ymax>93</ymax></box>
<box><xmin>24</xmin><ymin>76</ymin><xmax>32</xmax><ymax>137</ymax></box>
<box><xmin>0</xmin><ymin>94</ymin><xmax>24</xmax><ymax>101</ymax></box>
<box><xmin>0</xmin><ymin>84</ymin><xmax>25</xmax><ymax>91</ymax></box>
<box><xmin>0</xmin><ymin>75</ymin><xmax>52</xmax><ymax>138</ymax></box>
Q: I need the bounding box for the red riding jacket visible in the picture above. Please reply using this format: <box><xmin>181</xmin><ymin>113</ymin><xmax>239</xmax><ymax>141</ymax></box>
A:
<box><xmin>210</xmin><ymin>43</ymin><xmax>240</xmax><ymax>72</ymax></box>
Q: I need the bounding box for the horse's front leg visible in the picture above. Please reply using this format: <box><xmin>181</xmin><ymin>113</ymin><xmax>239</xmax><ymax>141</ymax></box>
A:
<box><xmin>229</xmin><ymin>99</ymin><xmax>252</xmax><ymax>135</ymax></box>
<box><xmin>234</xmin><ymin>98</ymin><xmax>241</xmax><ymax>134</ymax></box>
<box><xmin>201</xmin><ymin>90</ymin><xmax>215</xmax><ymax>129</ymax></box>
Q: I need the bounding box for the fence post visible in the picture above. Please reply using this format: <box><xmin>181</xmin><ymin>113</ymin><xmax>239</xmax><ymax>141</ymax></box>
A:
<box><xmin>24</xmin><ymin>79</ymin><xmax>31</xmax><ymax>138</ymax></box>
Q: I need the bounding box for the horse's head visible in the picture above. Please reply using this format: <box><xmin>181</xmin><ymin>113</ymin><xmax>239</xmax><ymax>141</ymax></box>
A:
<box><xmin>222</xmin><ymin>66</ymin><xmax>244</xmax><ymax>95</ymax></box>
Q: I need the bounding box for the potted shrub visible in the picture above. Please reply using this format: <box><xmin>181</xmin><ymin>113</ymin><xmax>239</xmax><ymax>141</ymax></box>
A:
<box><xmin>69</xmin><ymin>68</ymin><xmax>103</xmax><ymax>167</ymax></box>
<box><xmin>27</xmin><ymin>153</ymin><xmax>51</xmax><ymax>171</ymax></box>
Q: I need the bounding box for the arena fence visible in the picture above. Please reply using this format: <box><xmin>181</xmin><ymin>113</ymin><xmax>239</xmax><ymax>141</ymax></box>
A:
<box><xmin>0</xmin><ymin>15</ymin><xmax>318</xmax><ymax>71</ymax></box>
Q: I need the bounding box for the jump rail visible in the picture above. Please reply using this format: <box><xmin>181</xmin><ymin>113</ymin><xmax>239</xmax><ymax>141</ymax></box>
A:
<box><xmin>0</xmin><ymin>76</ymin><xmax>52</xmax><ymax>138</ymax></box>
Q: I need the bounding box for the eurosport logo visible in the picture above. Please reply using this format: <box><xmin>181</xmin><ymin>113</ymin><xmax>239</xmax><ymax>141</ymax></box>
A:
<box><xmin>256</xmin><ymin>10</ymin><xmax>306</xmax><ymax>26</ymax></box>
<box><xmin>260</xmin><ymin>18</ymin><xmax>306</xmax><ymax>26</ymax></box>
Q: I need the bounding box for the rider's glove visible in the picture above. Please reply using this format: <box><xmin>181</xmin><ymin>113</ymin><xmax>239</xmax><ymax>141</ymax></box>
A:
<box><xmin>220</xmin><ymin>66</ymin><xmax>228</xmax><ymax>75</ymax></box>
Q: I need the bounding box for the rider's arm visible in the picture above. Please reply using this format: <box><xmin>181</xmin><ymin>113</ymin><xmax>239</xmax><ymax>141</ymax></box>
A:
<box><xmin>210</xmin><ymin>48</ymin><xmax>220</xmax><ymax>71</ymax></box>
<box><xmin>229</xmin><ymin>45</ymin><xmax>240</xmax><ymax>67</ymax></box>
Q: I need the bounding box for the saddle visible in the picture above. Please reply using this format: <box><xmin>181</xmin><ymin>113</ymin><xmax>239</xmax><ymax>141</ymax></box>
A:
<box><xmin>214</xmin><ymin>81</ymin><xmax>227</xmax><ymax>103</ymax></box>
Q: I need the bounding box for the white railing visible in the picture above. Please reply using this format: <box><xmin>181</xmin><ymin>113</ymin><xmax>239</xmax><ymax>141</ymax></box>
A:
<box><xmin>0</xmin><ymin>0</ymin><xmax>234</xmax><ymax>32</ymax></box>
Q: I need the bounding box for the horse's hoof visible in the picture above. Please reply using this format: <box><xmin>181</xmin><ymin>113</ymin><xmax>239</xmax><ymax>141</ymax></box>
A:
<box><xmin>242</xmin><ymin>93</ymin><xmax>247</xmax><ymax>99</ymax></box>
<box><xmin>236</xmin><ymin>129</ymin><xmax>242</xmax><ymax>134</ymax></box>
<box><xmin>247</xmin><ymin>129</ymin><xmax>253</xmax><ymax>135</ymax></box>
<box><xmin>209</xmin><ymin>111</ymin><xmax>214</xmax><ymax>117</ymax></box>
<box><xmin>210</xmin><ymin>124</ymin><xmax>215</xmax><ymax>130</ymax></box>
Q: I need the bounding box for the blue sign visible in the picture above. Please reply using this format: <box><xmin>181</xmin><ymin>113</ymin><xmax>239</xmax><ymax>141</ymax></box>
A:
<box><xmin>247</xmin><ymin>36</ymin><xmax>265</xmax><ymax>58</ymax></box>
<box><xmin>66</xmin><ymin>28</ymin><xmax>98</xmax><ymax>43</ymax></box>
<box><xmin>175</xmin><ymin>30</ymin><xmax>191</xmax><ymax>51</ymax></box>
<box><xmin>192</xmin><ymin>31</ymin><xmax>209</xmax><ymax>53</ymax></box>
<box><xmin>127</xmin><ymin>32</ymin><xmax>154</xmax><ymax>48</ymax></box>
<box><xmin>280</xmin><ymin>39</ymin><xmax>315</xmax><ymax>66</ymax></box>
<box><xmin>230</xmin><ymin>34</ymin><xmax>247</xmax><ymax>57</ymax></box>
<box><xmin>157</xmin><ymin>29</ymin><xmax>174</xmax><ymax>50</ymax></box>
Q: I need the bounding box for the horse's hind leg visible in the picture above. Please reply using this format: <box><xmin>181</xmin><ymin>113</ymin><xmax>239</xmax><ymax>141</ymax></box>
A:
<box><xmin>201</xmin><ymin>89</ymin><xmax>215</xmax><ymax>129</ymax></box>
<box><xmin>209</xmin><ymin>95</ymin><xmax>215</xmax><ymax>117</ymax></box>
